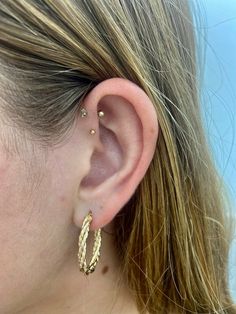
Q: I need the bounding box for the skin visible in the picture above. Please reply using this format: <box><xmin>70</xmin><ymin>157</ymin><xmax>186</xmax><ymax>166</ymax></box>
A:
<box><xmin>0</xmin><ymin>78</ymin><xmax>159</xmax><ymax>314</ymax></box>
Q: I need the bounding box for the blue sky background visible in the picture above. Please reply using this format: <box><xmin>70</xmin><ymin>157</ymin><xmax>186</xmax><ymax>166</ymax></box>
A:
<box><xmin>199</xmin><ymin>0</ymin><xmax>236</xmax><ymax>303</ymax></box>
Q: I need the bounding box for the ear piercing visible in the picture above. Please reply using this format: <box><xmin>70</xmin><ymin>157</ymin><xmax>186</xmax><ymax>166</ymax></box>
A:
<box><xmin>78</xmin><ymin>210</ymin><xmax>102</xmax><ymax>275</ymax></box>
<box><xmin>80</xmin><ymin>108</ymin><xmax>88</xmax><ymax>118</ymax></box>
<box><xmin>89</xmin><ymin>129</ymin><xmax>96</xmax><ymax>135</ymax></box>
<box><xmin>97</xmin><ymin>110</ymin><xmax>105</xmax><ymax>118</ymax></box>
<box><xmin>79</xmin><ymin>108</ymin><xmax>104</xmax><ymax>135</ymax></box>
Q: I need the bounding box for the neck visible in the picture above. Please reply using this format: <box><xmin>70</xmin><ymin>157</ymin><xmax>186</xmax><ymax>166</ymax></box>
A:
<box><xmin>17</xmin><ymin>224</ymin><xmax>139</xmax><ymax>314</ymax></box>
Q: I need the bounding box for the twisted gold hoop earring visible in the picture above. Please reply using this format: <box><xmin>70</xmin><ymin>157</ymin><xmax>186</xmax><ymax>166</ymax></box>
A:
<box><xmin>77</xmin><ymin>210</ymin><xmax>102</xmax><ymax>275</ymax></box>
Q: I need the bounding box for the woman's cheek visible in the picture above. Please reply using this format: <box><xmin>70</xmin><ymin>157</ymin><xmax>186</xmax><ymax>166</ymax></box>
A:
<box><xmin>0</xmin><ymin>154</ymin><xmax>53</xmax><ymax>313</ymax></box>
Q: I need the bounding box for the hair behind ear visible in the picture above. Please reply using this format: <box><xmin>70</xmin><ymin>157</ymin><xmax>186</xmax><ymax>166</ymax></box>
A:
<box><xmin>114</xmin><ymin>129</ymin><xmax>236</xmax><ymax>313</ymax></box>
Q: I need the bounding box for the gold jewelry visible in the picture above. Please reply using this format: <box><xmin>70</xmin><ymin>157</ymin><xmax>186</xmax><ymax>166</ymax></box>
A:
<box><xmin>77</xmin><ymin>210</ymin><xmax>102</xmax><ymax>275</ymax></box>
<box><xmin>80</xmin><ymin>108</ymin><xmax>105</xmax><ymax>118</ymax></box>
<box><xmin>89</xmin><ymin>129</ymin><xmax>96</xmax><ymax>135</ymax></box>
<box><xmin>79</xmin><ymin>108</ymin><xmax>104</xmax><ymax>135</ymax></box>
<box><xmin>98</xmin><ymin>110</ymin><xmax>105</xmax><ymax>118</ymax></box>
<box><xmin>80</xmin><ymin>108</ymin><xmax>88</xmax><ymax>118</ymax></box>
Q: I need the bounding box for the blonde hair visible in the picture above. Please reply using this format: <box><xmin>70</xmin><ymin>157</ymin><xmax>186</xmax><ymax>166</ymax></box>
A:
<box><xmin>0</xmin><ymin>1</ymin><xmax>235</xmax><ymax>313</ymax></box>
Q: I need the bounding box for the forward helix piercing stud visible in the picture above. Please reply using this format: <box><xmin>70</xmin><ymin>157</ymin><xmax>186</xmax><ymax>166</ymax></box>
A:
<box><xmin>89</xmin><ymin>129</ymin><xmax>96</xmax><ymax>135</ymax></box>
<box><xmin>80</xmin><ymin>108</ymin><xmax>88</xmax><ymax>118</ymax></box>
<box><xmin>80</xmin><ymin>108</ymin><xmax>105</xmax><ymax>118</ymax></box>
<box><xmin>98</xmin><ymin>110</ymin><xmax>105</xmax><ymax>118</ymax></box>
<box><xmin>79</xmin><ymin>108</ymin><xmax>104</xmax><ymax>135</ymax></box>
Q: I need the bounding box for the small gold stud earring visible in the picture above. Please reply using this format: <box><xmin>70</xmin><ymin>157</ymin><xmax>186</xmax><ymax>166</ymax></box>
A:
<box><xmin>98</xmin><ymin>110</ymin><xmax>105</xmax><ymax>118</ymax></box>
<box><xmin>90</xmin><ymin>129</ymin><xmax>96</xmax><ymax>135</ymax></box>
<box><xmin>80</xmin><ymin>108</ymin><xmax>88</xmax><ymax>118</ymax></box>
<box><xmin>79</xmin><ymin>108</ymin><xmax>101</xmax><ymax>135</ymax></box>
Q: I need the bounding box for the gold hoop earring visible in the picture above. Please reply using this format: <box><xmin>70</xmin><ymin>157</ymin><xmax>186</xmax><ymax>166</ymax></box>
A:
<box><xmin>77</xmin><ymin>210</ymin><xmax>102</xmax><ymax>275</ymax></box>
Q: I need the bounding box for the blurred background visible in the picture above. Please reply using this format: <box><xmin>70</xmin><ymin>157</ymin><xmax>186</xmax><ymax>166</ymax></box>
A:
<box><xmin>200</xmin><ymin>0</ymin><xmax>236</xmax><ymax>302</ymax></box>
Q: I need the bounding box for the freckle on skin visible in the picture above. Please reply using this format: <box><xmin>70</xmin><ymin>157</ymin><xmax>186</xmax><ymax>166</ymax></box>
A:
<box><xmin>102</xmin><ymin>265</ymin><xmax>109</xmax><ymax>274</ymax></box>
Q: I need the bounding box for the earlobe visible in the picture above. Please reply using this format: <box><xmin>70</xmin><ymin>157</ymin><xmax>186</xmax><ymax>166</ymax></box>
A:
<box><xmin>73</xmin><ymin>78</ymin><xmax>159</xmax><ymax>231</ymax></box>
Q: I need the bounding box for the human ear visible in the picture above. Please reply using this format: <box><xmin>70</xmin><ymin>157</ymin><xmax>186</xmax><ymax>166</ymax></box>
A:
<box><xmin>73</xmin><ymin>78</ymin><xmax>159</xmax><ymax>231</ymax></box>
